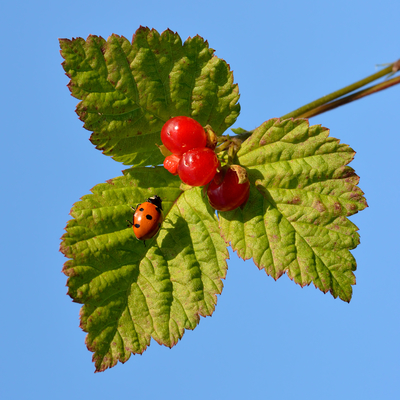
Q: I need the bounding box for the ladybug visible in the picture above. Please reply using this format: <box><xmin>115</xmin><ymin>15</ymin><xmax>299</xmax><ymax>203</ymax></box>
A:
<box><xmin>127</xmin><ymin>195</ymin><xmax>163</xmax><ymax>246</ymax></box>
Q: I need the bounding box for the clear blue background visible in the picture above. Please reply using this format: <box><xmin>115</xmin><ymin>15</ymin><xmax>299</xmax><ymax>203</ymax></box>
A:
<box><xmin>1</xmin><ymin>1</ymin><xmax>399</xmax><ymax>399</ymax></box>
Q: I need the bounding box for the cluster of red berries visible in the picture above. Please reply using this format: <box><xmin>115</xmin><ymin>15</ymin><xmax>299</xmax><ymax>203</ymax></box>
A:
<box><xmin>161</xmin><ymin>116</ymin><xmax>218</xmax><ymax>186</ymax></box>
<box><xmin>161</xmin><ymin>116</ymin><xmax>250</xmax><ymax>212</ymax></box>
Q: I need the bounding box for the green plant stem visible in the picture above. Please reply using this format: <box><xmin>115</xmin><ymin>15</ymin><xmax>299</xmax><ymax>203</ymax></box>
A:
<box><xmin>281</xmin><ymin>61</ymin><xmax>399</xmax><ymax>120</ymax></box>
<box><xmin>230</xmin><ymin>59</ymin><xmax>399</xmax><ymax>143</ymax></box>
<box><xmin>299</xmin><ymin>75</ymin><xmax>400</xmax><ymax>118</ymax></box>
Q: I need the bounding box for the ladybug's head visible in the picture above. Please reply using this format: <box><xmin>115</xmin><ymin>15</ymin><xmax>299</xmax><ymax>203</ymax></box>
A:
<box><xmin>148</xmin><ymin>195</ymin><xmax>163</xmax><ymax>211</ymax></box>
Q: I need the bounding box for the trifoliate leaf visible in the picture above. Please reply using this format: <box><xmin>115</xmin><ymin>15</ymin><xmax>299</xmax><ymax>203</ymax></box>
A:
<box><xmin>59</xmin><ymin>27</ymin><xmax>240</xmax><ymax>167</ymax></box>
<box><xmin>60</xmin><ymin>167</ymin><xmax>228</xmax><ymax>372</ymax></box>
<box><xmin>218</xmin><ymin>118</ymin><xmax>367</xmax><ymax>302</ymax></box>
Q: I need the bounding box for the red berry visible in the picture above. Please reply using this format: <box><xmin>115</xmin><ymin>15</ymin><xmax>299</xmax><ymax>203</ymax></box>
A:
<box><xmin>161</xmin><ymin>116</ymin><xmax>207</xmax><ymax>156</ymax></box>
<box><xmin>207</xmin><ymin>166</ymin><xmax>250</xmax><ymax>211</ymax></box>
<box><xmin>163</xmin><ymin>154</ymin><xmax>181</xmax><ymax>175</ymax></box>
<box><xmin>178</xmin><ymin>148</ymin><xmax>219</xmax><ymax>187</ymax></box>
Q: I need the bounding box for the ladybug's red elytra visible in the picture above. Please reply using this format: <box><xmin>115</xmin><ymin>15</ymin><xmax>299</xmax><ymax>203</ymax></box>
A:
<box><xmin>127</xmin><ymin>195</ymin><xmax>163</xmax><ymax>246</ymax></box>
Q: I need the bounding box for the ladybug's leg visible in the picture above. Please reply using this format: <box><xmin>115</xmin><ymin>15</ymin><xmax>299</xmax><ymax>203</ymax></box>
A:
<box><xmin>132</xmin><ymin>235</ymin><xmax>146</xmax><ymax>247</ymax></box>
<box><xmin>127</xmin><ymin>204</ymin><xmax>139</xmax><ymax>227</ymax></box>
<box><xmin>131</xmin><ymin>203</ymin><xmax>141</xmax><ymax>212</ymax></box>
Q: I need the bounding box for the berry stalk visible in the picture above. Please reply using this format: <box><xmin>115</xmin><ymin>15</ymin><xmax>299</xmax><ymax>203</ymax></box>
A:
<box><xmin>281</xmin><ymin>59</ymin><xmax>400</xmax><ymax>120</ymax></box>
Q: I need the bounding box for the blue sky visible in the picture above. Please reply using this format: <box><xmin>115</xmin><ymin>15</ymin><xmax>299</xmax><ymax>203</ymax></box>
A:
<box><xmin>1</xmin><ymin>0</ymin><xmax>399</xmax><ymax>399</ymax></box>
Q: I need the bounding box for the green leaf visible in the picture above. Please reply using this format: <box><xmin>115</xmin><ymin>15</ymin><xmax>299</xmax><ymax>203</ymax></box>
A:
<box><xmin>230</xmin><ymin>127</ymin><xmax>250</xmax><ymax>134</ymax></box>
<box><xmin>219</xmin><ymin>118</ymin><xmax>367</xmax><ymax>302</ymax></box>
<box><xmin>59</xmin><ymin>27</ymin><xmax>240</xmax><ymax>167</ymax></box>
<box><xmin>60</xmin><ymin>167</ymin><xmax>228</xmax><ymax>372</ymax></box>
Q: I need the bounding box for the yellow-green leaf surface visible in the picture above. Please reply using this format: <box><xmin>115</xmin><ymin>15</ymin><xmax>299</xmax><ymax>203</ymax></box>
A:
<box><xmin>60</xmin><ymin>167</ymin><xmax>228</xmax><ymax>372</ymax></box>
<box><xmin>59</xmin><ymin>27</ymin><xmax>240</xmax><ymax>167</ymax></box>
<box><xmin>219</xmin><ymin>118</ymin><xmax>367</xmax><ymax>302</ymax></box>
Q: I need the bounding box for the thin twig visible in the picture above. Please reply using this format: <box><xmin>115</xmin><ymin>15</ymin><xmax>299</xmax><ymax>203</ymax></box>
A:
<box><xmin>298</xmin><ymin>75</ymin><xmax>400</xmax><ymax>118</ymax></box>
<box><xmin>281</xmin><ymin>61</ymin><xmax>399</xmax><ymax>120</ymax></box>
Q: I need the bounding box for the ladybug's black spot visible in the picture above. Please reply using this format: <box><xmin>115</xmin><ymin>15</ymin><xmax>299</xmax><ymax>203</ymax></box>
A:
<box><xmin>139</xmin><ymin>207</ymin><xmax>144</xmax><ymax>211</ymax></box>
<box><xmin>146</xmin><ymin>214</ymin><xmax>153</xmax><ymax>220</ymax></box>
<box><xmin>134</xmin><ymin>223</ymin><xmax>140</xmax><ymax>228</ymax></box>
